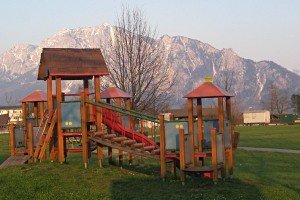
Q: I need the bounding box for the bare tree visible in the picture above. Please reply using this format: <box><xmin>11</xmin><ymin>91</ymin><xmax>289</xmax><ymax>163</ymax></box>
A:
<box><xmin>104</xmin><ymin>7</ymin><xmax>176</xmax><ymax>114</ymax></box>
<box><xmin>214</xmin><ymin>54</ymin><xmax>235</xmax><ymax>93</ymax></box>
<box><xmin>291</xmin><ymin>94</ymin><xmax>300</xmax><ymax>116</ymax></box>
<box><xmin>261</xmin><ymin>82</ymin><xmax>290</xmax><ymax>115</ymax></box>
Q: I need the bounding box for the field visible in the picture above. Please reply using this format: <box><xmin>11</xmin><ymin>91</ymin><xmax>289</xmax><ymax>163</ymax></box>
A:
<box><xmin>0</xmin><ymin>125</ymin><xmax>299</xmax><ymax>199</ymax></box>
<box><xmin>235</xmin><ymin>125</ymin><xmax>300</xmax><ymax>149</ymax></box>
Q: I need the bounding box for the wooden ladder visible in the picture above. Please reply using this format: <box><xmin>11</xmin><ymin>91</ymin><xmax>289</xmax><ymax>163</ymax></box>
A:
<box><xmin>33</xmin><ymin>110</ymin><xmax>57</xmax><ymax>161</ymax></box>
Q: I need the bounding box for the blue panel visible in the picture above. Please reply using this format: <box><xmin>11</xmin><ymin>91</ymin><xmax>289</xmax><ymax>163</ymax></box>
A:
<box><xmin>14</xmin><ymin>126</ymin><xmax>24</xmax><ymax>147</ymax></box>
<box><xmin>224</xmin><ymin>120</ymin><xmax>230</xmax><ymax>148</ymax></box>
<box><xmin>194</xmin><ymin>119</ymin><xmax>219</xmax><ymax>149</ymax></box>
<box><xmin>61</xmin><ymin>102</ymin><xmax>81</xmax><ymax>129</ymax></box>
<box><xmin>165</xmin><ymin>121</ymin><xmax>188</xmax><ymax>150</ymax></box>
<box><xmin>217</xmin><ymin>133</ymin><xmax>224</xmax><ymax>163</ymax></box>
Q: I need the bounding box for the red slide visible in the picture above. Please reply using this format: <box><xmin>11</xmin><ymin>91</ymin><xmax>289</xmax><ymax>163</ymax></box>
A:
<box><xmin>101</xmin><ymin>108</ymin><xmax>158</xmax><ymax>148</ymax></box>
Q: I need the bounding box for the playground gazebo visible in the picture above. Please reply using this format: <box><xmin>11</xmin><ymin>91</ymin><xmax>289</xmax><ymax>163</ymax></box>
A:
<box><xmin>183</xmin><ymin>77</ymin><xmax>234</xmax><ymax>177</ymax></box>
<box><xmin>37</xmin><ymin>48</ymin><xmax>109</xmax><ymax>165</ymax></box>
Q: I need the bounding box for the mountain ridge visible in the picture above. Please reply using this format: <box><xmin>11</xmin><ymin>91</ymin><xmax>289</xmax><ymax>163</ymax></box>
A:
<box><xmin>0</xmin><ymin>24</ymin><xmax>299</xmax><ymax>110</ymax></box>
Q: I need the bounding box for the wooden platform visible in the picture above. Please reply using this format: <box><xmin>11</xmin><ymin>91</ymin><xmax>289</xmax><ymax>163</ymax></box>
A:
<box><xmin>0</xmin><ymin>155</ymin><xmax>31</xmax><ymax>169</ymax></box>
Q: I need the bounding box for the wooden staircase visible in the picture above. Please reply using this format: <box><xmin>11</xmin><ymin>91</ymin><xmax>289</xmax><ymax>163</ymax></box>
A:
<box><xmin>89</xmin><ymin>131</ymin><xmax>160</xmax><ymax>160</ymax></box>
<box><xmin>33</xmin><ymin>110</ymin><xmax>57</xmax><ymax>161</ymax></box>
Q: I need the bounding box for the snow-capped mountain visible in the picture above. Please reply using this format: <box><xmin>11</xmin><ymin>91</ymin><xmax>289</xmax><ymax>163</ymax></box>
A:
<box><xmin>0</xmin><ymin>24</ymin><xmax>299</xmax><ymax>109</ymax></box>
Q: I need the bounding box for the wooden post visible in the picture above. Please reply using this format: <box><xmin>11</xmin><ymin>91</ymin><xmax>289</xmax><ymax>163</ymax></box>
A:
<box><xmin>106</xmin><ymin>98</ymin><xmax>113</xmax><ymax>164</ymax></box>
<box><xmin>9</xmin><ymin>124</ymin><xmax>15</xmax><ymax>156</ymax></box>
<box><xmin>39</xmin><ymin>101</ymin><xmax>45</xmax><ymax>121</ymax></box>
<box><xmin>211</xmin><ymin>128</ymin><xmax>218</xmax><ymax>184</ymax></box>
<box><xmin>226</xmin><ymin>97</ymin><xmax>233</xmax><ymax>177</ymax></box>
<box><xmin>21</xmin><ymin>102</ymin><xmax>27</xmax><ymax>149</ymax></box>
<box><xmin>197</xmin><ymin>98</ymin><xmax>203</xmax><ymax>166</ymax></box>
<box><xmin>28</xmin><ymin>122</ymin><xmax>34</xmax><ymax>163</ymax></box>
<box><xmin>94</xmin><ymin>76</ymin><xmax>103</xmax><ymax>168</ymax></box>
<box><xmin>179</xmin><ymin>128</ymin><xmax>186</xmax><ymax>185</ymax></box>
<box><xmin>33</xmin><ymin>102</ymin><xmax>38</xmax><ymax>126</ymax></box>
<box><xmin>218</xmin><ymin>97</ymin><xmax>226</xmax><ymax>177</ymax></box>
<box><xmin>83</xmin><ymin>78</ymin><xmax>92</xmax><ymax>160</ymax></box>
<box><xmin>159</xmin><ymin>114</ymin><xmax>166</xmax><ymax>181</ymax></box>
<box><xmin>47</xmin><ymin>75</ymin><xmax>53</xmax><ymax>112</ymax></box>
<box><xmin>187</xmin><ymin>98</ymin><xmax>195</xmax><ymax>167</ymax></box>
<box><xmin>56</xmin><ymin>77</ymin><xmax>64</xmax><ymax>163</ymax></box>
<box><xmin>47</xmin><ymin>76</ymin><xmax>55</xmax><ymax>161</ymax></box>
<box><xmin>169</xmin><ymin>114</ymin><xmax>174</xmax><ymax>121</ymax></box>
<box><xmin>81</xmin><ymin>93</ymin><xmax>88</xmax><ymax>168</ymax></box>
<box><xmin>116</xmin><ymin>98</ymin><xmax>123</xmax><ymax>167</ymax></box>
<box><xmin>126</xmin><ymin>98</ymin><xmax>133</xmax><ymax>165</ymax></box>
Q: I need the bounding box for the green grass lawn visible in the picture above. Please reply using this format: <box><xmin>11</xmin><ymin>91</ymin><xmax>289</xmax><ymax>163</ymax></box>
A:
<box><xmin>234</xmin><ymin>125</ymin><xmax>300</xmax><ymax>150</ymax></box>
<box><xmin>0</xmin><ymin>133</ymin><xmax>10</xmax><ymax>163</ymax></box>
<box><xmin>0</xmin><ymin>151</ymin><xmax>299</xmax><ymax>200</ymax></box>
<box><xmin>1</xmin><ymin>126</ymin><xmax>300</xmax><ymax>199</ymax></box>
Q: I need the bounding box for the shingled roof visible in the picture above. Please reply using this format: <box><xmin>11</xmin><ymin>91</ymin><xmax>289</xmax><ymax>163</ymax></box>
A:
<box><xmin>101</xmin><ymin>86</ymin><xmax>132</xmax><ymax>99</ymax></box>
<box><xmin>184</xmin><ymin>78</ymin><xmax>234</xmax><ymax>98</ymax></box>
<box><xmin>20</xmin><ymin>90</ymin><xmax>47</xmax><ymax>103</ymax></box>
<box><xmin>38</xmin><ymin>48</ymin><xmax>109</xmax><ymax>80</ymax></box>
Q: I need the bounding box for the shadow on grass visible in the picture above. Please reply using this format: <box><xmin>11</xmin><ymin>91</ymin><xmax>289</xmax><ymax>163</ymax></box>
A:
<box><xmin>103</xmin><ymin>157</ymin><xmax>262</xmax><ymax>200</ymax></box>
<box><xmin>109</xmin><ymin>173</ymin><xmax>263</xmax><ymax>200</ymax></box>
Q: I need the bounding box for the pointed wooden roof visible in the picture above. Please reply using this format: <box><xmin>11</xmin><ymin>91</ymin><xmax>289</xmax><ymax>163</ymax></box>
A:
<box><xmin>38</xmin><ymin>48</ymin><xmax>109</xmax><ymax>80</ymax></box>
<box><xmin>101</xmin><ymin>86</ymin><xmax>132</xmax><ymax>99</ymax></box>
<box><xmin>20</xmin><ymin>90</ymin><xmax>47</xmax><ymax>102</ymax></box>
<box><xmin>184</xmin><ymin>78</ymin><xmax>234</xmax><ymax>98</ymax></box>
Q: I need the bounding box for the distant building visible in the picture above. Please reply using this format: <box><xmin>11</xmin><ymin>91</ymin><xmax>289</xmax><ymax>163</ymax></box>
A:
<box><xmin>243</xmin><ymin>110</ymin><xmax>270</xmax><ymax>124</ymax></box>
<box><xmin>0</xmin><ymin>105</ymin><xmax>22</xmax><ymax>124</ymax></box>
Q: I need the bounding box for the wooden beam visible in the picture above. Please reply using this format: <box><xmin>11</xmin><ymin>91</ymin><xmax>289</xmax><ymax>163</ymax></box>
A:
<box><xmin>187</xmin><ymin>98</ymin><xmax>195</xmax><ymax>166</ymax></box>
<box><xmin>21</xmin><ymin>102</ymin><xmax>27</xmax><ymax>149</ymax></box>
<box><xmin>196</xmin><ymin>98</ymin><xmax>203</xmax><ymax>152</ymax></box>
<box><xmin>33</xmin><ymin>102</ymin><xmax>38</xmax><ymax>126</ymax></box>
<box><xmin>179</xmin><ymin>128</ymin><xmax>186</xmax><ymax>185</ymax></box>
<box><xmin>56</xmin><ymin>77</ymin><xmax>64</xmax><ymax>163</ymax></box>
<box><xmin>197</xmin><ymin>98</ymin><xmax>203</xmax><ymax>166</ymax></box>
<box><xmin>226</xmin><ymin>97</ymin><xmax>234</xmax><ymax>177</ymax></box>
<box><xmin>47</xmin><ymin>76</ymin><xmax>55</xmax><ymax>161</ymax></box>
<box><xmin>159</xmin><ymin>114</ymin><xmax>166</xmax><ymax>181</ymax></box>
<box><xmin>39</xmin><ymin>101</ymin><xmax>44</xmax><ymax>121</ymax></box>
<box><xmin>94</xmin><ymin>76</ymin><xmax>103</xmax><ymax>168</ymax></box>
<box><xmin>81</xmin><ymin>92</ymin><xmax>88</xmax><ymax>168</ymax></box>
<box><xmin>47</xmin><ymin>75</ymin><xmax>53</xmax><ymax>112</ymax></box>
<box><xmin>116</xmin><ymin>98</ymin><xmax>123</xmax><ymax>167</ymax></box>
<box><xmin>126</xmin><ymin>98</ymin><xmax>133</xmax><ymax>165</ymax></box>
<box><xmin>9</xmin><ymin>124</ymin><xmax>15</xmax><ymax>156</ymax></box>
<box><xmin>211</xmin><ymin>128</ymin><xmax>218</xmax><ymax>184</ymax></box>
<box><xmin>218</xmin><ymin>97</ymin><xmax>226</xmax><ymax>177</ymax></box>
<box><xmin>28</xmin><ymin>122</ymin><xmax>34</xmax><ymax>163</ymax></box>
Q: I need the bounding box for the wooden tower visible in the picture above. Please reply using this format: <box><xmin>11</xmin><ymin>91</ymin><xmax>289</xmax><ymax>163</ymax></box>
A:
<box><xmin>37</xmin><ymin>48</ymin><xmax>109</xmax><ymax>164</ymax></box>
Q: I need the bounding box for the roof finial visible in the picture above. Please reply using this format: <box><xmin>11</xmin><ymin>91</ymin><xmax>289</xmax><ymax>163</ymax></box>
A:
<box><xmin>204</xmin><ymin>76</ymin><xmax>213</xmax><ymax>83</ymax></box>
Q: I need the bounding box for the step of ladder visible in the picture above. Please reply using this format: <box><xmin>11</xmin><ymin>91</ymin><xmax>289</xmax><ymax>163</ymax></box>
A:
<box><xmin>102</xmin><ymin>134</ymin><xmax>116</xmax><ymax>139</ymax></box>
<box><xmin>143</xmin><ymin>146</ymin><xmax>156</xmax><ymax>152</ymax></box>
<box><xmin>112</xmin><ymin>137</ymin><xmax>128</xmax><ymax>143</ymax></box>
<box><xmin>131</xmin><ymin>143</ymin><xmax>145</xmax><ymax>149</ymax></box>
<box><xmin>122</xmin><ymin>139</ymin><xmax>136</xmax><ymax>146</ymax></box>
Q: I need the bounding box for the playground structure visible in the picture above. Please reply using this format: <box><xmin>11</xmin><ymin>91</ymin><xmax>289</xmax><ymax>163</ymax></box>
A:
<box><xmin>5</xmin><ymin>48</ymin><xmax>236</xmax><ymax>184</ymax></box>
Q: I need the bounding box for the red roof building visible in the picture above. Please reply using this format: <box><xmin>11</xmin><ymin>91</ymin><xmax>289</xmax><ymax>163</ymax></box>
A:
<box><xmin>20</xmin><ymin>90</ymin><xmax>47</xmax><ymax>103</ymax></box>
<box><xmin>184</xmin><ymin>81</ymin><xmax>234</xmax><ymax>98</ymax></box>
<box><xmin>101</xmin><ymin>86</ymin><xmax>132</xmax><ymax>99</ymax></box>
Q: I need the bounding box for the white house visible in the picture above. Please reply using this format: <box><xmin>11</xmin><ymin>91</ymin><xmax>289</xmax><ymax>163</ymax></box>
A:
<box><xmin>0</xmin><ymin>106</ymin><xmax>22</xmax><ymax>124</ymax></box>
<box><xmin>243</xmin><ymin>110</ymin><xmax>270</xmax><ymax>124</ymax></box>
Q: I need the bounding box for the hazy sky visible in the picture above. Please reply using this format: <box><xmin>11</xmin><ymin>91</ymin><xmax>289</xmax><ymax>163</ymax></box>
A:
<box><xmin>1</xmin><ymin>0</ymin><xmax>299</xmax><ymax>71</ymax></box>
